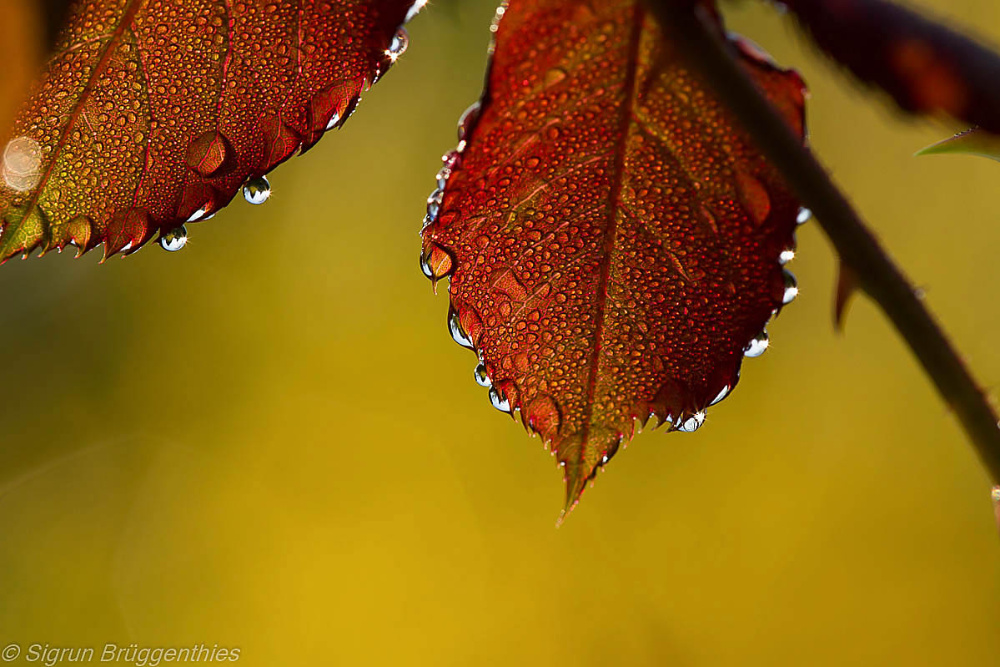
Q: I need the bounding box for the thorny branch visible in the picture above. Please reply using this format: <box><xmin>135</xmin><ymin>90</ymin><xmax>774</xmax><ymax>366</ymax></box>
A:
<box><xmin>645</xmin><ymin>0</ymin><xmax>1000</xmax><ymax>493</ymax></box>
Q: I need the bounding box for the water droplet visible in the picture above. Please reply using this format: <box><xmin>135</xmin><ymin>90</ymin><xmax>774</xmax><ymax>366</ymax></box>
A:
<box><xmin>735</xmin><ymin>170</ymin><xmax>771</xmax><ymax>225</ymax></box>
<box><xmin>677</xmin><ymin>411</ymin><xmax>706</xmax><ymax>433</ymax></box>
<box><xmin>243</xmin><ymin>175</ymin><xmax>271</xmax><ymax>205</ymax></box>
<box><xmin>474</xmin><ymin>361</ymin><xmax>492</xmax><ymax>387</ymax></box>
<box><xmin>405</xmin><ymin>0</ymin><xmax>427</xmax><ymax>23</ymax></box>
<box><xmin>601</xmin><ymin>454</ymin><xmax>609</xmax><ymax>464</ymax></box>
<box><xmin>3</xmin><ymin>136</ymin><xmax>42</xmax><ymax>192</ymax></box>
<box><xmin>159</xmin><ymin>225</ymin><xmax>188</xmax><ymax>252</ymax></box>
<box><xmin>782</xmin><ymin>269</ymin><xmax>798</xmax><ymax>304</ymax></box>
<box><xmin>796</xmin><ymin>207</ymin><xmax>812</xmax><ymax>225</ymax></box>
<box><xmin>420</xmin><ymin>243</ymin><xmax>454</xmax><ymax>281</ymax></box>
<box><xmin>187</xmin><ymin>130</ymin><xmax>232</xmax><ymax>177</ymax></box>
<box><xmin>448</xmin><ymin>306</ymin><xmax>474</xmax><ymax>349</ymax></box>
<box><xmin>441</xmin><ymin>151</ymin><xmax>460</xmax><ymax>171</ymax></box>
<box><xmin>457</xmin><ymin>102</ymin><xmax>481</xmax><ymax>142</ymax></box>
<box><xmin>387</xmin><ymin>27</ymin><xmax>409</xmax><ymax>62</ymax></box>
<box><xmin>187</xmin><ymin>203</ymin><xmax>215</xmax><ymax>223</ymax></box>
<box><xmin>435</xmin><ymin>166</ymin><xmax>451</xmax><ymax>190</ymax></box>
<box><xmin>744</xmin><ymin>330</ymin><xmax>769</xmax><ymax>358</ymax></box>
<box><xmin>779</xmin><ymin>248</ymin><xmax>795</xmax><ymax>265</ymax></box>
<box><xmin>426</xmin><ymin>188</ymin><xmax>443</xmax><ymax>219</ymax></box>
<box><xmin>709</xmin><ymin>385</ymin><xmax>730</xmax><ymax>406</ymax></box>
<box><xmin>325</xmin><ymin>112</ymin><xmax>341</xmax><ymax>130</ymax></box>
<box><xmin>489</xmin><ymin>386</ymin><xmax>511</xmax><ymax>413</ymax></box>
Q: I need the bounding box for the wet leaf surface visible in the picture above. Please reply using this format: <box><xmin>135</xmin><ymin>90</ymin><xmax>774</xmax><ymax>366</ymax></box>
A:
<box><xmin>0</xmin><ymin>0</ymin><xmax>422</xmax><ymax>261</ymax></box>
<box><xmin>422</xmin><ymin>0</ymin><xmax>806</xmax><ymax>515</ymax></box>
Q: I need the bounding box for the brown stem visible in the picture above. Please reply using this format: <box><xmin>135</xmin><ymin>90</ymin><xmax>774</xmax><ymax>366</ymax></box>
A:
<box><xmin>645</xmin><ymin>0</ymin><xmax>1000</xmax><ymax>484</ymax></box>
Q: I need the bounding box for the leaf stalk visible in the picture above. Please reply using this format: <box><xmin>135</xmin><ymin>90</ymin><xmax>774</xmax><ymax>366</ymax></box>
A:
<box><xmin>645</xmin><ymin>0</ymin><xmax>1000</xmax><ymax>485</ymax></box>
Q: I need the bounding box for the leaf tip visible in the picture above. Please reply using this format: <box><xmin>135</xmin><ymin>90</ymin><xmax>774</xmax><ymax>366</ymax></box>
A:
<box><xmin>915</xmin><ymin>127</ymin><xmax>1000</xmax><ymax>162</ymax></box>
<box><xmin>557</xmin><ymin>461</ymin><xmax>594</xmax><ymax>526</ymax></box>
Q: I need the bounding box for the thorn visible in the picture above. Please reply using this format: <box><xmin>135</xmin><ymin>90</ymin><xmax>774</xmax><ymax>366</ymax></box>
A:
<box><xmin>834</xmin><ymin>261</ymin><xmax>858</xmax><ymax>332</ymax></box>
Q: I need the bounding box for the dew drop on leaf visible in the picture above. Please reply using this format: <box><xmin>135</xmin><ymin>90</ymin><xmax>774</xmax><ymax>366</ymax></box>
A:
<box><xmin>677</xmin><ymin>411</ymin><xmax>706</xmax><ymax>433</ymax></box>
<box><xmin>159</xmin><ymin>225</ymin><xmax>188</xmax><ymax>252</ymax></box>
<box><xmin>457</xmin><ymin>102</ymin><xmax>481</xmax><ymax>142</ymax></box>
<box><xmin>387</xmin><ymin>28</ymin><xmax>409</xmax><ymax>62</ymax></box>
<box><xmin>710</xmin><ymin>385</ymin><xmax>730</xmax><ymax>406</ymax></box>
<box><xmin>744</xmin><ymin>330</ymin><xmax>770</xmax><ymax>358</ymax></box>
<box><xmin>779</xmin><ymin>248</ymin><xmax>796</xmax><ymax>265</ymax></box>
<box><xmin>474</xmin><ymin>361</ymin><xmax>492</xmax><ymax>387</ymax></box>
<box><xmin>782</xmin><ymin>269</ymin><xmax>799</xmax><ymax>304</ymax></box>
<box><xmin>448</xmin><ymin>306</ymin><xmax>474</xmax><ymax>349</ymax></box>
<box><xmin>420</xmin><ymin>243</ymin><xmax>454</xmax><ymax>283</ymax></box>
<box><xmin>187</xmin><ymin>203</ymin><xmax>215</xmax><ymax>223</ymax></box>
<box><xmin>796</xmin><ymin>207</ymin><xmax>812</xmax><ymax>225</ymax></box>
<box><xmin>489</xmin><ymin>386</ymin><xmax>511</xmax><ymax>413</ymax></box>
<box><xmin>405</xmin><ymin>0</ymin><xmax>426</xmax><ymax>24</ymax></box>
<box><xmin>243</xmin><ymin>176</ymin><xmax>271</xmax><ymax>205</ymax></box>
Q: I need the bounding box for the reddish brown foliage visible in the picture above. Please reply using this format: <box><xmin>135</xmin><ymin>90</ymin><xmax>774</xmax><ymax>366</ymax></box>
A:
<box><xmin>0</xmin><ymin>0</ymin><xmax>419</xmax><ymax>261</ymax></box>
<box><xmin>780</xmin><ymin>0</ymin><xmax>1000</xmax><ymax>134</ymax></box>
<box><xmin>422</xmin><ymin>0</ymin><xmax>806</xmax><ymax>513</ymax></box>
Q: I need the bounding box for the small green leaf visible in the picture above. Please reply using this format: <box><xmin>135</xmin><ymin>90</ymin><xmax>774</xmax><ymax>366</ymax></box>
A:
<box><xmin>916</xmin><ymin>127</ymin><xmax>1000</xmax><ymax>162</ymax></box>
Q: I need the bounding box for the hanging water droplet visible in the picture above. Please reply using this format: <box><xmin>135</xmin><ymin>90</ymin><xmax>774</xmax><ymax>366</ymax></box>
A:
<box><xmin>782</xmin><ymin>269</ymin><xmax>799</xmax><ymax>304</ymax></box>
<box><xmin>420</xmin><ymin>250</ymin><xmax>434</xmax><ymax>278</ymax></box>
<box><xmin>387</xmin><ymin>27</ymin><xmax>409</xmax><ymax>62</ymax></box>
<box><xmin>796</xmin><ymin>207</ymin><xmax>812</xmax><ymax>225</ymax></box>
<box><xmin>677</xmin><ymin>411</ymin><xmax>706</xmax><ymax>433</ymax></box>
<box><xmin>405</xmin><ymin>0</ymin><xmax>427</xmax><ymax>22</ymax></box>
<box><xmin>489</xmin><ymin>386</ymin><xmax>511</xmax><ymax>413</ymax></box>
<box><xmin>779</xmin><ymin>248</ymin><xmax>795</xmax><ymax>265</ymax></box>
<box><xmin>243</xmin><ymin>175</ymin><xmax>271</xmax><ymax>205</ymax></box>
<box><xmin>441</xmin><ymin>151</ymin><xmax>460</xmax><ymax>171</ymax></box>
<box><xmin>325</xmin><ymin>112</ymin><xmax>341</xmax><ymax>130</ymax></box>
<box><xmin>420</xmin><ymin>243</ymin><xmax>454</xmax><ymax>281</ymax></box>
<box><xmin>474</xmin><ymin>361</ymin><xmax>492</xmax><ymax>387</ymax></box>
<box><xmin>435</xmin><ymin>166</ymin><xmax>451</xmax><ymax>190</ymax></box>
<box><xmin>187</xmin><ymin>203</ymin><xmax>215</xmax><ymax>223</ymax></box>
<box><xmin>710</xmin><ymin>385</ymin><xmax>730</xmax><ymax>406</ymax></box>
<box><xmin>159</xmin><ymin>225</ymin><xmax>188</xmax><ymax>252</ymax></box>
<box><xmin>744</xmin><ymin>330</ymin><xmax>769</xmax><ymax>358</ymax></box>
<box><xmin>601</xmin><ymin>454</ymin><xmax>609</xmax><ymax>464</ymax></box>
<box><xmin>426</xmin><ymin>188</ymin><xmax>443</xmax><ymax>220</ymax></box>
<box><xmin>457</xmin><ymin>102</ymin><xmax>482</xmax><ymax>142</ymax></box>
<box><xmin>448</xmin><ymin>306</ymin><xmax>474</xmax><ymax>349</ymax></box>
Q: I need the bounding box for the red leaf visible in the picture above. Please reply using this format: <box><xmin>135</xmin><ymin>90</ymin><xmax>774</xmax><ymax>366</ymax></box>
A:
<box><xmin>421</xmin><ymin>0</ymin><xmax>806</xmax><ymax>515</ymax></box>
<box><xmin>777</xmin><ymin>0</ymin><xmax>1000</xmax><ymax>135</ymax></box>
<box><xmin>0</xmin><ymin>0</ymin><xmax>424</xmax><ymax>261</ymax></box>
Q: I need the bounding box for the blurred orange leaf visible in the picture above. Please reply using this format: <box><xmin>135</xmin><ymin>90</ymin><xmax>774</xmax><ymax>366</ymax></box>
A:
<box><xmin>0</xmin><ymin>0</ymin><xmax>422</xmax><ymax>261</ymax></box>
<box><xmin>422</xmin><ymin>0</ymin><xmax>806</xmax><ymax>515</ymax></box>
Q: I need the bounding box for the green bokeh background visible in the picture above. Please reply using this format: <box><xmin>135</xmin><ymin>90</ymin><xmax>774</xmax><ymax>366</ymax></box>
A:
<box><xmin>0</xmin><ymin>1</ymin><xmax>998</xmax><ymax>664</ymax></box>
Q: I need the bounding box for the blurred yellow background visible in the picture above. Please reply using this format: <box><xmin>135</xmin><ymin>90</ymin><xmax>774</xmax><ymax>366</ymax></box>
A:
<box><xmin>0</xmin><ymin>0</ymin><xmax>997</xmax><ymax>664</ymax></box>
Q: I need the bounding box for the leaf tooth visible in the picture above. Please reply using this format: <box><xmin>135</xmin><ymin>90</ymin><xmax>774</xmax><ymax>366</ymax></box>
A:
<box><xmin>0</xmin><ymin>204</ymin><xmax>50</xmax><ymax>264</ymax></box>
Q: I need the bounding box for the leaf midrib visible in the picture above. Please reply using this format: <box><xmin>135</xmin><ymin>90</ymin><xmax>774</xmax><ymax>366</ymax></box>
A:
<box><xmin>19</xmin><ymin>0</ymin><xmax>146</xmax><ymax>226</ymax></box>
<box><xmin>576</xmin><ymin>3</ymin><xmax>645</xmax><ymax>467</ymax></box>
